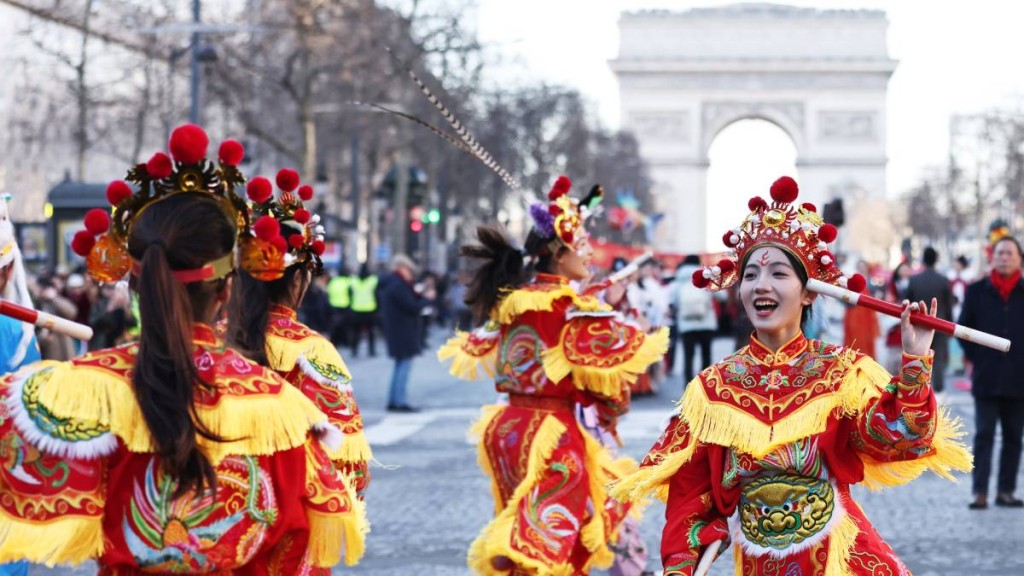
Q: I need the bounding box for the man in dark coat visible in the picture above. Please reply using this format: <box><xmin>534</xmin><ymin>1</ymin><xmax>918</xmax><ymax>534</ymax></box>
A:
<box><xmin>958</xmin><ymin>237</ymin><xmax>1024</xmax><ymax>509</ymax></box>
<box><xmin>905</xmin><ymin>246</ymin><xmax>954</xmax><ymax>393</ymax></box>
<box><xmin>377</xmin><ymin>253</ymin><xmax>434</xmax><ymax>412</ymax></box>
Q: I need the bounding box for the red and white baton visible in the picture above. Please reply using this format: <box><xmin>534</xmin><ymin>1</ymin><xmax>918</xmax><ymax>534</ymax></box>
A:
<box><xmin>0</xmin><ymin>299</ymin><xmax>94</xmax><ymax>342</ymax></box>
<box><xmin>806</xmin><ymin>278</ymin><xmax>1010</xmax><ymax>352</ymax></box>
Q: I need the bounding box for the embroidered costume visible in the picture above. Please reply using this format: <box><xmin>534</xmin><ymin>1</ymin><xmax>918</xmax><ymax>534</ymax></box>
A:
<box><xmin>0</xmin><ymin>325</ymin><xmax>366</xmax><ymax>572</ymax></box>
<box><xmin>440</xmin><ymin>176</ymin><xmax>668</xmax><ymax>575</ymax></box>
<box><xmin>612</xmin><ymin>177</ymin><xmax>972</xmax><ymax>576</ymax></box>
<box><xmin>265</xmin><ymin>303</ymin><xmax>372</xmax><ymax>497</ymax></box>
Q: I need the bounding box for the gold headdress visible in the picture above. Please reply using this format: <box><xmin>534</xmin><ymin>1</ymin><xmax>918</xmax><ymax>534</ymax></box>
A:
<box><xmin>72</xmin><ymin>124</ymin><xmax>263</xmax><ymax>283</ymax></box>
<box><xmin>243</xmin><ymin>168</ymin><xmax>326</xmax><ymax>281</ymax></box>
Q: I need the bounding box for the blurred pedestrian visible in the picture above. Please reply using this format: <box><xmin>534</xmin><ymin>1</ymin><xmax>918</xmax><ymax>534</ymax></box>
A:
<box><xmin>959</xmin><ymin>236</ymin><xmax>1024</xmax><ymax>509</ymax></box>
<box><xmin>32</xmin><ymin>274</ymin><xmax>78</xmax><ymax>361</ymax></box>
<box><xmin>298</xmin><ymin>272</ymin><xmax>332</xmax><ymax>333</ymax></box>
<box><xmin>350</xmin><ymin>262</ymin><xmax>379</xmax><ymax>357</ymax></box>
<box><xmin>905</xmin><ymin>247</ymin><xmax>953</xmax><ymax>395</ymax></box>
<box><xmin>843</xmin><ymin>260</ymin><xmax>880</xmax><ymax>358</ymax></box>
<box><xmin>378</xmin><ymin>253</ymin><xmax>434</xmax><ymax>412</ymax></box>
<box><xmin>671</xmin><ymin>255</ymin><xmax>717</xmax><ymax>384</ymax></box>
<box><xmin>327</xmin><ymin>267</ymin><xmax>353</xmax><ymax>347</ymax></box>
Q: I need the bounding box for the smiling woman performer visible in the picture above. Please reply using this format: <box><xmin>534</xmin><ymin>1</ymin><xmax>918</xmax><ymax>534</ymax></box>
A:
<box><xmin>612</xmin><ymin>176</ymin><xmax>972</xmax><ymax>576</ymax></box>
<box><xmin>439</xmin><ymin>176</ymin><xmax>668</xmax><ymax>575</ymax></box>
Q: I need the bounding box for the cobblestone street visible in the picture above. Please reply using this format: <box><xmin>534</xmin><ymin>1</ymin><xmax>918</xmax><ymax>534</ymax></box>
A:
<box><xmin>34</xmin><ymin>334</ymin><xmax>1024</xmax><ymax>575</ymax></box>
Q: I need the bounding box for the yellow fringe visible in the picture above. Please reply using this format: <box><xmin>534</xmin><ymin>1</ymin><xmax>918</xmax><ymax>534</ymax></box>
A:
<box><xmin>35</xmin><ymin>363</ymin><xmax>328</xmax><ymax>465</ymax></box>
<box><xmin>678</xmin><ymin>354</ymin><xmax>887</xmax><ymax>459</ymax></box>
<box><xmin>610</xmin><ymin>438</ymin><xmax>699</xmax><ymax>504</ymax></box>
<box><xmin>468</xmin><ymin>414</ymin><xmax>570</xmax><ymax>576</ymax></box>
<box><xmin>824</xmin><ymin>514</ymin><xmax>859</xmax><ymax>576</ymax></box>
<box><xmin>495</xmin><ymin>285</ymin><xmax>606</xmax><ymax>325</ymax></box>
<box><xmin>329</xmin><ymin>429</ymin><xmax>374</xmax><ymax>465</ymax></box>
<box><xmin>860</xmin><ymin>405</ymin><xmax>973</xmax><ymax>490</ymax></box>
<box><xmin>305</xmin><ymin>473</ymin><xmax>370</xmax><ymax>567</ymax></box>
<box><xmin>267</xmin><ymin>332</ymin><xmax>350</xmax><ymax>377</ymax></box>
<box><xmin>542</xmin><ymin>327</ymin><xmax>670</xmax><ymax>399</ymax></box>
<box><xmin>0</xmin><ymin>507</ymin><xmax>103</xmax><ymax>566</ymax></box>
<box><xmin>438</xmin><ymin>332</ymin><xmax>498</xmax><ymax>381</ymax></box>
<box><xmin>577</xmin><ymin>428</ymin><xmax>637</xmax><ymax>570</ymax></box>
<box><xmin>470</xmin><ymin>405</ymin><xmax>506</xmax><ymax>515</ymax></box>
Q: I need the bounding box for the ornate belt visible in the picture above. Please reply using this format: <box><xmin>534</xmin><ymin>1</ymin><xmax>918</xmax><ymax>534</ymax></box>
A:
<box><xmin>737</xmin><ymin>473</ymin><xmax>840</xmax><ymax>554</ymax></box>
<box><xmin>508</xmin><ymin>394</ymin><xmax>575</xmax><ymax>412</ymax></box>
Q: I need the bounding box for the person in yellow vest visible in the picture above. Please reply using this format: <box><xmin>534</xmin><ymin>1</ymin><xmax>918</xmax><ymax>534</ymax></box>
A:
<box><xmin>349</xmin><ymin>263</ymin><xmax>379</xmax><ymax>357</ymax></box>
<box><xmin>327</xmin><ymin>267</ymin><xmax>353</xmax><ymax>348</ymax></box>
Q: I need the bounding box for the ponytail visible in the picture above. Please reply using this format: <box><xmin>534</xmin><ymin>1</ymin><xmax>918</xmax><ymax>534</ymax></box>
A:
<box><xmin>134</xmin><ymin>244</ymin><xmax>218</xmax><ymax>497</ymax></box>
<box><xmin>461</xmin><ymin>225</ymin><xmax>529</xmax><ymax>323</ymax></box>
<box><xmin>127</xmin><ymin>193</ymin><xmax>236</xmax><ymax>498</ymax></box>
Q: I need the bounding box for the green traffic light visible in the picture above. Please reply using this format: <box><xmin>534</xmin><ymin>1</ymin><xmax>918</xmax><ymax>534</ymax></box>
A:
<box><xmin>427</xmin><ymin>209</ymin><xmax>440</xmax><ymax>224</ymax></box>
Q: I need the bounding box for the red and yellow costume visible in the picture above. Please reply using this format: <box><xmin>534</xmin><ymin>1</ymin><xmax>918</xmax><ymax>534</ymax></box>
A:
<box><xmin>440</xmin><ymin>274</ymin><xmax>669</xmax><ymax>575</ymax></box>
<box><xmin>613</xmin><ymin>333</ymin><xmax>970</xmax><ymax>575</ymax></box>
<box><xmin>265</xmin><ymin>303</ymin><xmax>372</xmax><ymax>497</ymax></box>
<box><xmin>0</xmin><ymin>324</ymin><xmax>367</xmax><ymax>572</ymax></box>
<box><xmin>613</xmin><ymin>176</ymin><xmax>971</xmax><ymax>575</ymax></box>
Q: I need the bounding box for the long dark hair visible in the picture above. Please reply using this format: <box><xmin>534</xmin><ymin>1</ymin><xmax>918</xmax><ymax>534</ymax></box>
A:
<box><xmin>738</xmin><ymin>247</ymin><xmax>812</xmax><ymax>328</ymax></box>
<box><xmin>128</xmin><ymin>193</ymin><xmax>236</xmax><ymax>498</ymax></box>
<box><xmin>227</xmin><ymin>223</ymin><xmax>310</xmax><ymax>366</ymax></box>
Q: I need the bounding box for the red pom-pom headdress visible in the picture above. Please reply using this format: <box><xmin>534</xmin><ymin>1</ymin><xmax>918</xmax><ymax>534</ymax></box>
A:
<box><xmin>527</xmin><ymin>176</ymin><xmax>603</xmax><ymax>255</ymax></box>
<box><xmin>693</xmin><ymin>175</ymin><xmax>859</xmax><ymax>292</ymax></box>
<box><xmin>76</xmin><ymin>123</ymin><xmax>255</xmax><ymax>283</ymax></box>
<box><xmin>241</xmin><ymin>169</ymin><xmax>325</xmax><ymax>280</ymax></box>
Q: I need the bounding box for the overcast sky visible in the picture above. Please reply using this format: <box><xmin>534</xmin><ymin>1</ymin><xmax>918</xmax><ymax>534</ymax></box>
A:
<box><xmin>475</xmin><ymin>0</ymin><xmax>1024</xmax><ymax>201</ymax></box>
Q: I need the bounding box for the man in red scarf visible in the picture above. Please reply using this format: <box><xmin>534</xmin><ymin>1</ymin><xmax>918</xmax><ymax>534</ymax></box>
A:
<box><xmin>959</xmin><ymin>237</ymin><xmax>1024</xmax><ymax>509</ymax></box>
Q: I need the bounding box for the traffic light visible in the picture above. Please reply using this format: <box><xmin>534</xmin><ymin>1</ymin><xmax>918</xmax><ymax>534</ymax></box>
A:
<box><xmin>426</xmin><ymin>208</ymin><xmax>440</xmax><ymax>224</ymax></box>
<box><xmin>410</xmin><ymin>220</ymin><xmax>423</xmax><ymax>232</ymax></box>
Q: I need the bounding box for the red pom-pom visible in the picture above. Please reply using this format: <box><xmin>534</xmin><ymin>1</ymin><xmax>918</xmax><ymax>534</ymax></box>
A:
<box><xmin>218</xmin><ymin>139</ymin><xmax>245</xmax><ymax>166</ymax></box>
<box><xmin>847</xmin><ymin>273</ymin><xmax>867</xmax><ymax>294</ymax></box>
<box><xmin>106</xmin><ymin>180</ymin><xmax>132</xmax><ymax>206</ymax></box>
<box><xmin>770</xmin><ymin>176</ymin><xmax>799</xmax><ymax>204</ymax></box>
<box><xmin>691</xmin><ymin>269</ymin><xmax>710</xmax><ymax>289</ymax></box>
<box><xmin>146</xmin><ymin>152</ymin><xmax>173</xmax><ymax>179</ymax></box>
<box><xmin>276</xmin><ymin>168</ymin><xmax>300</xmax><ymax>192</ymax></box>
<box><xmin>722</xmin><ymin>230</ymin><xmax>738</xmax><ymax>247</ymax></box>
<box><xmin>293</xmin><ymin>208</ymin><xmax>311</xmax><ymax>224</ymax></box>
<box><xmin>288</xmin><ymin>234</ymin><xmax>305</xmax><ymax>249</ymax></box>
<box><xmin>297</xmin><ymin>185</ymin><xmax>314</xmax><ymax>201</ymax></box>
<box><xmin>718</xmin><ymin>259</ymin><xmax>735</xmax><ymax>274</ymax></box>
<box><xmin>311</xmin><ymin>240</ymin><xmax>325</xmax><ymax>256</ymax></box>
<box><xmin>817</xmin><ymin>223</ymin><xmax>838</xmax><ymax>243</ymax></box>
<box><xmin>253</xmin><ymin>215</ymin><xmax>280</xmax><ymax>241</ymax></box>
<box><xmin>168</xmin><ymin>123</ymin><xmax>209</xmax><ymax>164</ymax></box>
<box><xmin>270</xmin><ymin>235</ymin><xmax>287</xmax><ymax>253</ymax></box>
<box><xmin>748</xmin><ymin>196</ymin><xmax>767</xmax><ymax>211</ymax></box>
<box><xmin>84</xmin><ymin>209</ymin><xmax>110</xmax><ymax>234</ymax></box>
<box><xmin>71</xmin><ymin>230</ymin><xmax>95</xmax><ymax>256</ymax></box>
<box><xmin>801</xmin><ymin>202</ymin><xmax>817</xmax><ymax>213</ymax></box>
<box><xmin>247</xmin><ymin>177</ymin><xmax>273</xmax><ymax>203</ymax></box>
<box><xmin>548</xmin><ymin>175</ymin><xmax>572</xmax><ymax>200</ymax></box>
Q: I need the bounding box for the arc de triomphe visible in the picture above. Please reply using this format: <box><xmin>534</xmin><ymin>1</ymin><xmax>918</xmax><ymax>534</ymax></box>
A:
<box><xmin>611</xmin><ymin>4</ymin><xmax>897</xmax><ymax>253</ymax></box>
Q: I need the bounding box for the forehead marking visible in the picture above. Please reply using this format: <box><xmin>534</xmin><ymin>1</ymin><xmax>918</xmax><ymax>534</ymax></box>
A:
<box><xmin>758</xmin><ymin>251</ymin><xmax>772</xmax><ymax>266</ymax></box>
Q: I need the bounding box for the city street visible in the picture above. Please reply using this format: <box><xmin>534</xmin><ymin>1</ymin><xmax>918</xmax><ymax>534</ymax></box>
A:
<box><xmin>35</xmin><ymin>332</ymin><xmax>1024</xmax><ymax>575</ymax></box>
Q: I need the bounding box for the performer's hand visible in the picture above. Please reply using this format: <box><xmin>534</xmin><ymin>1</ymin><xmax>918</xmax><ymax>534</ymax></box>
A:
<box><xmin>901</xmin><ymin>298</ymin><xmax>937</xmax><ymax>357</ymax></box>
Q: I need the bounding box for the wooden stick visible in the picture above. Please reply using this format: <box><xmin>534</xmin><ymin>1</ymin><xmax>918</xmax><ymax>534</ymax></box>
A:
<box><xmin>806</xmin><ymin>279</ymin><xmax>1010</xmax><ymax>352</ymax></box>
<box><xmin>0</xmin><ymin>299</ymin><xmax>94</xmax><ymax>342</ymax></box>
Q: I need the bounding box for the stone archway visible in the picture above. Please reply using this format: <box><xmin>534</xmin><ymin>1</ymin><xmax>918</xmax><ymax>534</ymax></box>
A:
<box><xmin>611</xmin><ymin>4</ymin><xmax>897</xmax><ymax>253</ymax></box>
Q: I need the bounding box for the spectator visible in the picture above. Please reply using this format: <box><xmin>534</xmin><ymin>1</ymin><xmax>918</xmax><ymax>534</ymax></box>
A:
<box><xmin>32</xmin><ymin>274</ymin><xmax>78</xmax><ymax>361</ymax></box>
<box><xmin>378</xmin><ymin>254</ymin><xmax>434</xmax><ymax>412</ymax></box>
<box><xmin>326</xmin><ymin>267</ymin><xmax>353</xmax><ymax>347</ymax></box>
<box><xmin>958</xmin><ymin>236</ymin><xmax>1024</xmax><ymax>509</ymax></box>
<box><xmin>843</xmin><ymin>260</ymin><xmax>880</xmax><ymax>358</ymax></box>
<box><xmin>905</xmin><ymin>247</ymin><xmax>953</xmax><ymax>395</ymax></box>
<box><xmin>671</xmin><ymin>255</ymin><xmax>717</xmax><ymax>384</ymax></box>
<box><xmin>349</xmin><ymin>262</ymin><xmax>379</xmax><ymax>357</ymax></box>
<box><xmin>89</xmin><ymin>282</ymin><xmax>136</xmax><ymax>350</ymax></box>
<box><xmin>298</xmin><ymin>273</ymin><xmax>332</xmax><ymax>334</ymax></box>
<box><xmin>446</xmin><ymin>270</ymin><xmax>473</xmax><ymax>331</ymax></box>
